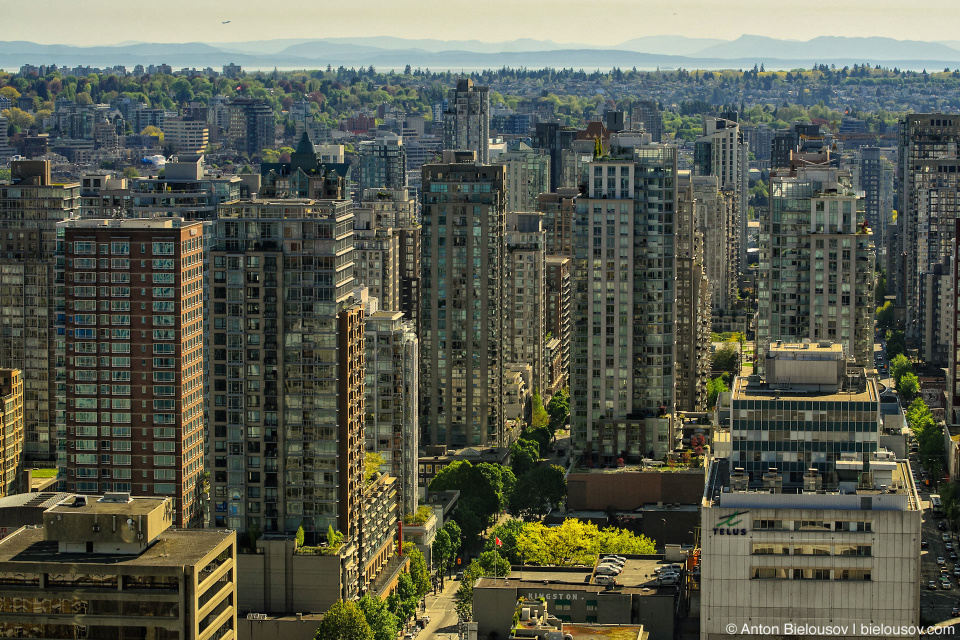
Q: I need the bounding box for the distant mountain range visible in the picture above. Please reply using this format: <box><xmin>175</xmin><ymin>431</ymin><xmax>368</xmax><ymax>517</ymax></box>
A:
<box><xmin>3</xmin><ymin>35</ymin><xmax>960</xmax><ymax>71</ymax></box>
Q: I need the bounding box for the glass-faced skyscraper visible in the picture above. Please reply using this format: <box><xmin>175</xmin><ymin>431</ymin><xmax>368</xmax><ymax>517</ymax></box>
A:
<box><xmin>208</xmin><ymin>199</ymin><xmax>364</xmax><ymax>544</ymax></box>
<box><xmin>0</xmin><ymin>161</ymin><xmax>79</xmax><ymax>463</ymax></box>
<box><xmin>570</xmin><ymin>144</ymin><xmax>679</xmax><ymax>462</ymax></box>
<box><xmin>420</xmin><ymin>152</ymin><xmax>505</xmax><ymax>447</ymax></box>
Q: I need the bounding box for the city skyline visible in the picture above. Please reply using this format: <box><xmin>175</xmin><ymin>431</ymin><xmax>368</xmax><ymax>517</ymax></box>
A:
<box><xmin>4</xmin><ymin>1</ymin><xmax>960</xmax><ymax>47</ymax></box>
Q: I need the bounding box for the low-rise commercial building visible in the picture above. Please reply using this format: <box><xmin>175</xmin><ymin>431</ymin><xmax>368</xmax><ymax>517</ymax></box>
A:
<box><xmin>0</xmin><ymin>493</ymin><xmax>236</xmax><ymax>640</ymax></box>
<box><xmin>473</xmin><ymin>556</ymin><xmax>684</xmax><ymax>639</ymax></box>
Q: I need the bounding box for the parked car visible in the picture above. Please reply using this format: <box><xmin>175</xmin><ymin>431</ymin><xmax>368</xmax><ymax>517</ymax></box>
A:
<box><xmin>930</xmin><ymin>580</ymin><xmax>940</xmax><ymax>590</ymax></box>
<box><xmin>943</xmin><ymin>581</ymin><xmax>953</xmax><ymax>590</ymax></box>
<box><xmin>946</xmin><ymin>542</ymin><xmax>954</xmax><ymax>551</ymax></box>
<box><xmin>938</xmin><ymin>557</ymin><xmax>947</xmax><ymax>565</ymax></box>
<box><xmin>922</xmin><ymin>540</ymin><xmax>929</xmax><ymax>549</ymax></box>
<box><xmin>659</xmin><ymin>574</ymin><xmax>680</xmax><ymax>586</ymax></box>
<box><xmin>596</xmin><ymin>565</ymin><xmax>622</xmax><ymax>576</ymax></box>
<box><xmin>949</xmin><ymin>552</ymin><xmax>957</xmax><ymax>562</ymax></box>
<box><xmin>595</xmin><ymin>574</ymin><xmax>618</xmax><ymax>585</ymax></box>
<box><xmin>944</xmin><ymin>533</ymin><xmax>952</xmax><ymax>542</ymax></box>
<box><xmin>940</xmin><ymin>522</ymin><xmax>948</xmax><ymax>531</ymax></box>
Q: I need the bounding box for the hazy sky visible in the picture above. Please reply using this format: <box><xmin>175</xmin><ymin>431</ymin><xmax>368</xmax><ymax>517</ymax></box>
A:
<box><xmin>7</xmin><ymin>0</ymin><xmax>960</xmax><ymax>45</ymax></box>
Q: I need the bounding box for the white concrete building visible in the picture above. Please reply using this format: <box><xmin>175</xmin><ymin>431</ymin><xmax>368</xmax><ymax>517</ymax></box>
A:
<box><xmin>700</xmin><ymin>457</ymin><xmax>921</xmax><ymax>640</ymax></box>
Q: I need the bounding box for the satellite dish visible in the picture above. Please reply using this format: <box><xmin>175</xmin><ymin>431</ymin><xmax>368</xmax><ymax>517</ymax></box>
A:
<box><xmin>127</xmin><ymin>519</ymin><xmax>134</xmax><ymax>527</ymax></box>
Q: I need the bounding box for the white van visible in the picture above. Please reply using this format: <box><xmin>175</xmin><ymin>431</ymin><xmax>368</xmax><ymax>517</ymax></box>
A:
<box><xmin>596</xmin><ymin>564</ymin><xmax>621</xmax><ymax>576</ymax></box>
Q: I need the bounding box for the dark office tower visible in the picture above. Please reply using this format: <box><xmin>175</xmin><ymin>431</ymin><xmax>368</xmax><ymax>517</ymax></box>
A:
<box><xmin>631</xmin><ymin>100</ymin><xmax>663</xmax><ymax>143</ymax></box>
<box><xmin>442</xmin><ymin>79</ymin><xmax>490</xmax><ymax>164</ymax></box>
<box><xmin>209</xmin><ymin>199</ymin><xmax>364</xmax><ymax>548</ymax></box>
<box><xmin>897</xmin><ymin>115</ymin><xmax>960</xmax><ymax>342</ymax></box>
<box><xmin>59</xmin><ymin>218</ymin><xmax>205</xmax><ymax>528</ymax></box>
<box><xmin>228</xmin><ymin>98</ymin><xmax>276</xmax><ymax>155</ymax></box>
<box><xmin>859</xmin><ymin>147</ymin><xmax>883</xmax><ymax>243</ymax></box>
<box><xmin>570</xmin><ymin>144</ymin><xmax>679</xmax><ymax>462</ymax></box>
<box><xmin>604</xmin><ymin>110</ymin><xmax>625</xmax><ymax>133</ymax></box>
<box><xmin>421</xmin><ymin>152</ymin><xmax>506</xmax><ymax>447</ymax></box>
<box><xmin>533</xmin><ymin>123</ymin><xmax>578</xmax><ymax>192</ymax></box>
<box><xmin>0</xmin><ymin>160</ymin><xmax>80</xmax><ymax>463</ymax></box>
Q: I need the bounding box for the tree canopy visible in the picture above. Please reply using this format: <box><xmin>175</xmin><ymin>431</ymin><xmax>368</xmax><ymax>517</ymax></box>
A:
<box><xmin>547</xmin><ymin>389</ymin><xmax>570</xmax><ymax>431</ymax></box>
<box><xmin>515</xmin><ymin>519</ymin><xmax>656</xmax><ymax>566</ymax></box>
<box><xmin>314</xmin><ymin>600</ymin><xmax>373</xmax><ymax>640</ymax></box>
<box><xmin>899</xmin><ymin>372</ymin><xmax>920</xmax><ymax>403</ymax></box>
<box><xmin>712</xmin><ymin>343</ymin><xmax>739</xmax><ymax>372</ymax></box>
<box><xmin>508</xmin><ymin>464</ymin><xmax>566</xmax><ymax>521</ymax></box>
<box><xmin>707</xmin><ymin>374</ymin><xmax>730</xmax><ymax>410</ymax></box>
<box><xmin>890</xmin><ymin>353</ymin><xmax>912</xmax><ymax>389</ymax></box>
<box><xmin>356</xmin><ymin>596</ymin><xmax>398</xmax><ymax>640</ymax></box>
<box><xmin>429</xmin><ymin>461</ymin><xmax>515</xmax><ymax>544</ymax></box>
<box><xmin>907</xmin><ymin>398</ymin><xmax>944</xmax><ymax>479</ymax></box>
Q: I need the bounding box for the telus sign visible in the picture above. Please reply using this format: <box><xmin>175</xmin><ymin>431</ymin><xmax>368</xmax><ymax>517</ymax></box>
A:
<box><xmin>712</xmin><ymin>511</ymin><xmax>748</xmax><ymax>535</ymax></box>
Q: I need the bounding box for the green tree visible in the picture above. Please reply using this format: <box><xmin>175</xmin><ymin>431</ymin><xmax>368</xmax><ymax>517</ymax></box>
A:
<box><xmin>875</xmin><ymin>275</ymin><xmax>887</xmax><ymax>304</ymax></box>
<box><xmin>531</xmin><ymin>390</ymin><xmax>549</xmax><ymax>431</ymax></box>
<box><xmin>442</xmin><ymin>521</ymin><xmax>461</xmax><ymax>564</ymax></box>
<box><xmin>432</xmin><ymin>529</ymin><xmax>451</xmax><ymax>574</ymax></box>
<box><xmin>314</xmin><ymin>600</ymin><xmax>373</xmax><ymax>640</ymax></box>
<box><xmin>906</xmin><ymin>398</ymin><xmax>935</xmax><ymax>432</ymax></box>
<box><xmin>122</xmin><ymin>167</ymin><xmax>140</xmax><ymax>179</ymax></box>
<box><xmin>140</xmin><ymin>125</ymin><xmax>163</xmax><ymax>143</ymax></box>
<box><xmin>357</xmin><ymin>595</ymin><xmax>398</xmax><ymax>640</ymax></box>
<box><xmin>364</xmin><ymin>451</ymin><xmax>385</xmax><ymax>485</ymax></box>
<box><xmin>483</xmin><ymin>519</ymin><xmax>530</xmax><ymax>564</ymax></box>
<box><xmin>508</xmin><ymin>464</ymin><xmax>566</xmax><ymax>521</ymax></box>
<box><xmin>403</xmin><ymin>543</ymin><xmax>431</xmax><ymax>597</ymax></box>
<box><xmin>876</xmin><ymin>301</ymin><xmax>894</xmax><ymax>331</ymax></box>
<box><xmin>899</xmin><ymin>372</ymin><xmax>920</xmax><ymax>403</ymax></box>
<box><xmin>712</xmin><ymin>343</ymin><xmax>739</xmax><ymax>372</ymax></box>
<box><xmin>477</xmin><ymin>549</ymin><xmax>511</xmax><ymax>577</ymax></box>
<box><xmin>890</xmin><ymin>354</ymin><xmax>912</xmax><ymax>389</ymax></box>
<box><xmin>707</xmin><ymin>375</ymin><xmax>730</xmax><ymax>410</ymax></box>
<box><xmin>295</xmin><ymin>525</ymin><xmax>305</xmax><ymax>549</ymax></box>
<box><xmin>516</xmin><ymin>519</ymin><xmax>656</xmax><ymax>566</ymax></box>
<box><xmin>885</xmin><ymin>330</ymin><xmax>906</xmax><ymax>360</ymax></box>
<box><xmin>509</xmin><ymin>438</ymin><xmax>539</xmax><ymax>477</ymax></box>
<box><xmin>430</xmin><ymin>461</ymin><xmax>515</xmax><ymax>544</ymax></box>
<box><xmin>1</xmin><ymin>107</ymin><xmax>34</xmax><ymax>130</ymax></box>
<box><xmin>547</xmin><ymin>389</ymin><xmax>570</xmax><ymax>431</ymax></box>
<box><xmin>385</xmin><ymin>573</ymin><xmax>417</xmax><ymax>623</ymax></box>
<box><xmin>453</xmin><ymin>559</ymin><xmax>491</xmax><ymax>619</ymax></box>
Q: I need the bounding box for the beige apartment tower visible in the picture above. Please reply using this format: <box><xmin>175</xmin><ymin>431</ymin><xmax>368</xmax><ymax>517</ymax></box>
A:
<box><xmin>0</xmin><ymin>370</ymin><xmax>23</xmax><ymax>498</ymax></box>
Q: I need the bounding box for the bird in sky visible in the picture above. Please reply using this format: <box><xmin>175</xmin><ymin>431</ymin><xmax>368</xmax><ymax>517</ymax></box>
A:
<box><xmin>222</xmin><ymin>20</ymin><xmax>231</xmax><ymax>24</ymax></box>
